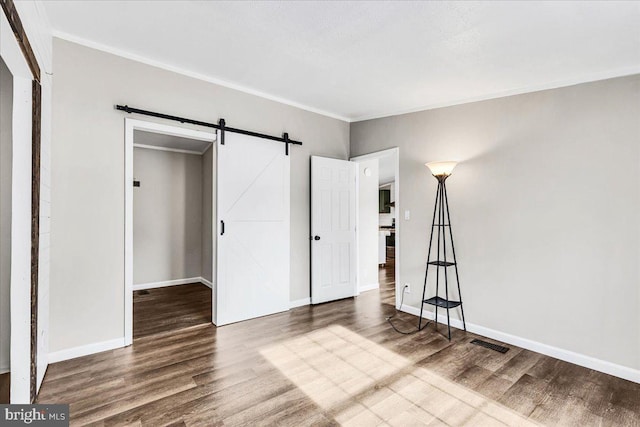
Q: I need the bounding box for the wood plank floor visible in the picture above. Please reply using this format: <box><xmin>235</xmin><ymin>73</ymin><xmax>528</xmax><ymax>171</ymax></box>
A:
<box><xmin>0</xmin><ymin>372</ymin><xmax>9</xmax><ymax>403</ymax></box>
<box><xmin>379</xmin><ymin>246</ymin><xmax>396</xmax><ymax>307</ymax></box>
<box><xmin>38</xmin><ymin>277</ymin><xmax>640</xmax><ymax>426</ymax></box>
<box><xmin>133</xmin><ymin>283</ymin><xmax>212</xmax><ymax>339</ymax></box>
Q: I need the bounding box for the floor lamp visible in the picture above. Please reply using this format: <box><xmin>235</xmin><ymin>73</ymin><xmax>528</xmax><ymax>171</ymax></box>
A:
<box><xmin>419</xmin><ymin>161</ymin><xmax>467</xmax><ymax>340</ymax></box>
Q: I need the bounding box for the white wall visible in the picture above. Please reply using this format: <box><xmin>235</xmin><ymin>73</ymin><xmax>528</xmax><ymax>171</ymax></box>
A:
<box><xmin>9</xmin><ymin>72</ymin><xmax>32</xmax><ymax>405</ymax></box>
<box><xmin>201</xmin><ymin>145</ymin><xmax>214</xmax><ymax>283</ymax></box>
<box><xmin>357</xmin><ymin>159</ymin><xmax>379</xmax><ymax>290</ymax></box>
<box><xmin>0</xmin><ymin>57</ymin><xmax>13</xmax><ymax>375</ymax></box>
<box><xmin>351</xmin><ymin>75</ymin><xmax>640</xmax><ymax>374</ymax></box>
<box><xmin>50</xmin><ymin>38</ymin><xmax>349</xmax><ymax>353</ymax></box>
<box><xmin>133</xmin><ymin>148</ymin><xmax>203</xmax><ymax>285</ymax></box>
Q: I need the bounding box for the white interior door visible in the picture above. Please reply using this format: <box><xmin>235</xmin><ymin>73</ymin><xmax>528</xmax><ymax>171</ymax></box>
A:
<box><xmin>311</xmin><ymin>156</ymin><xmax>357</xmax><ymax>304</ymax></box>
<box><xmin>216</xmin><ymin>132</ymin><xmax>290</xmax><ymax>325</ymax></box>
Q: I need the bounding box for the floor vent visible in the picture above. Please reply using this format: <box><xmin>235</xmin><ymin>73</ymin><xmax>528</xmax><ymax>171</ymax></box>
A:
<box><xmin>471</xmin><ymin>339</ymin><xmax>509</xmax><ymax>354</ymax></box>
<box><xmin>137</xmin><ymin>290</ymin><xmax>150</xmax><ymax>295</ymax></box>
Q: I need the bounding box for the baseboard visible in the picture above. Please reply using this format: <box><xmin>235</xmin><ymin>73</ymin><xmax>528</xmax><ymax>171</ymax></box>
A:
<box><xmin>0</xmin><ymin>364</ymin><xmax>9</xmax><ymax>375</ymax></box>
<box><xmin>50</xmin><ymin>279</ymin><xmax>213</xmax><ymax>365</ymax></box>
<box><xmin>199</xmin><ymin>277</ymin><xmax>213</xmax><ymax>288</ymax></box>
<box><xmin>132</xmin><ymin>277</ymin><xmax>202</xmax><ymax>291</ymax></box>
<box><xmin>400</xmin><ymin>305</ymin><xmax>466</xmax><ymax>329</ymax></box>
<box><xmin>359</xmin><ymin>282</ymin><xmax>380</xmax><ymax>293</ymax></box>
<box><xmin>399</xmin><ymin>305</ymin><xmax>640</xmax><ymax>384</ymax></box>
<box><xmin>290</xmin><ymin>298</ymin><xmax>310</xmax><ymax>308</ymax></box>
<box><xmin>48</xmin><ymin>338</ymin><xmax>125</xmax><ymax>364</ymax></box>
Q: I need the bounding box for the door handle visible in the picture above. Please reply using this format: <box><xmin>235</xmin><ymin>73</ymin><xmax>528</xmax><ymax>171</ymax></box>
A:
<box><xmin>314</xmin><ymin>235</ymin><xmax>321</xmax><ymax>241</ymax></box>
<box><xmin>221</xmin><ymin>220</ymin><xmax>225</xmax><ymax>236</ymax></box>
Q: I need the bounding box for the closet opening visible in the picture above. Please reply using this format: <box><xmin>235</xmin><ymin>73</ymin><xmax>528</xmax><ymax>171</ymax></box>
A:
<box><xmin>125</xmin><ymin>119</ymin><xmax>216</xmax><ymax>342</ymax></box>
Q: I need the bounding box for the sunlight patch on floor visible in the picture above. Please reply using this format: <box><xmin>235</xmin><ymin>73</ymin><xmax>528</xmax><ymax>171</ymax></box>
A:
<box><xmin>335</xmin><ymin>366</ymin><xmax>541</xmax><ymax>426</ymax></box>
<box><xmin>260</xmin><ymin>325</ymin><xmax>540</xmax><ymax>426</ymax></box>
<box><xmin>260</xmin><ymin>324</ymin><xmax>410</xmax><ymax>410</ymax></box>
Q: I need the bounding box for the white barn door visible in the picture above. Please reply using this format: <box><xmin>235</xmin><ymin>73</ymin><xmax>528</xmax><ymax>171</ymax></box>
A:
<box><xmin>311</xmin><ymin>156</ymin><xmax>357</xmax><ymax>304</ymax></box>
<box><xmin>215</xmin><ymin>132</ymin><xmax>290</xmax><ymax>325</ymax></box>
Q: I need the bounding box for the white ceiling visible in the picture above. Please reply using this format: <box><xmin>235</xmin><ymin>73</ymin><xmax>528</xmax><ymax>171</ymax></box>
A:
<box><xmin>43</xmin><ymin>1</ymin><xmax>640</xmax><ymax>122</ymax></box>
<box><xmin>134</xmin><ymin>129</ymin><xmax>211</xmax><ymax>154</ymax></box>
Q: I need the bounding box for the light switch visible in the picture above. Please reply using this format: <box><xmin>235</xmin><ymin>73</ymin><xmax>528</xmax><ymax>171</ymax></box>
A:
<box><xmin>404</xmin><ymin>210</ymin><xmax>410</xmax><ymax>220</ymax></box>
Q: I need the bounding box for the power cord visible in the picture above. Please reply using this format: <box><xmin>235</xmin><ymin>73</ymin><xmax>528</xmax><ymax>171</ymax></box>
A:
<box><xmin>386</xmin><ymin>284</ymin><xmax>431</xmax><ymax>334</ymax></box>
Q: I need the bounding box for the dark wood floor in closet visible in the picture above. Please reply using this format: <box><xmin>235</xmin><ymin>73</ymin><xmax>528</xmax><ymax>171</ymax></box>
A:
<box><xmin>37</xmin><ymin>261</ymin><xmax>640</xmax><ymax>426</ymax></box>
<box><xmin>133</xmin><ymin>283</ymin><xmax>212</xmax><ymax>339</ymax></box>
<box><xmin>0</xmin><ymin>372</ymin><xmax>9</xmax><ymax>403</ymax></box>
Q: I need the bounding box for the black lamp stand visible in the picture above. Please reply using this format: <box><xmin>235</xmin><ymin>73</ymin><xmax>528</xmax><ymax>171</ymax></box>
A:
<box><xmin>419</xmin><ymin>174</ymin><xmax>466</xmax><ymax>340</ymax></box>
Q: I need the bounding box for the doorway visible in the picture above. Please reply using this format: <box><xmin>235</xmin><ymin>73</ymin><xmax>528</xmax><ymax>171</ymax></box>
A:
<box><xmin>351</xmin><ymin>148</ymin><xmax>400</xmax><ymax>309</ymax></box>
<box><xmin>125</xmin><ymin>119</ymin><xmax>216</xmax><ymax>343</ymax></box>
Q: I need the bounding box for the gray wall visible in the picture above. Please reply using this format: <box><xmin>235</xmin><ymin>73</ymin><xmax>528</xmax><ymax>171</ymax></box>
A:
<box><xmin>201</xmin><ymin>146</ymin><xmax>214</xmax><ymax>283</ymax></box>
<box><xmin>50</xmin><ymin>38</ymin><xmax>349</xmax><ymax>353</ymax></box>
<box><xmin>351</xmin><ymin>75</ymin><xmax>640</xmax><ymax>370</ymax></box>
<box><xmin>0</xmin><ymin>58</ymin><xmax>13</xmax><ymax>373</ymax></box>
<box><xmin>133</xmin><ymin>147</ymin><xmax>203</xmax><ymax>284</ymax></box>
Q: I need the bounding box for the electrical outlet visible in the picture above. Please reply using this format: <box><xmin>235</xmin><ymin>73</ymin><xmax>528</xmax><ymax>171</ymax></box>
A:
<box><xmin>404</xmin><ymin>283</ymin><xmax>411</xmax><ymax>293</ymax></box>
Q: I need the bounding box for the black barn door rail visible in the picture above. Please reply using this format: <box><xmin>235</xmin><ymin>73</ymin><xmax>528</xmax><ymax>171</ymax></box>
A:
<box><xmin>115</xmin><ymin>105</ymin><xmax>303</xmax><ymax>154</ymax></box>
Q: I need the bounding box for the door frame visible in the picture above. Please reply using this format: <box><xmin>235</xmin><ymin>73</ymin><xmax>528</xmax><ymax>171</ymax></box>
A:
<box><xmin>1</xmin><ymin>6</ymin><xmax>38</xmax><ymax>403</ymax></box>
<box><xmin>350</xmin><ymin>147</ymin><xmax>400</xmax><ymax>309</ymax></box>
<box><xmin>124</xmin><ymin>118</ymin><xmax>217</xmax><ymax>345</ymax></box>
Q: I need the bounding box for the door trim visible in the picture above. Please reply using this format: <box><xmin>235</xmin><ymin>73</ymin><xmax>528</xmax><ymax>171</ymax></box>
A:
<box><xmin>350</xmin><ymin>147</ymin><xmax>400</xmax><ymax>309</ymax></box>
<box><xmin>1</xmin><ymin>3</ymin><xmax>41</xmax><ymax>403</ymax></box>
<box><xmin>124</xmin><ymin>118</ymin><xmax>216</xmax><ymax>345</ymax></box>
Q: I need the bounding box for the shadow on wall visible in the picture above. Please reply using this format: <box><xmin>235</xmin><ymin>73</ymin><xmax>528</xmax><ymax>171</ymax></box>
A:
<box><xmin>440</xmin><ymin>131</ymin><xmax>631</xmax><ymax>337</ymax></box>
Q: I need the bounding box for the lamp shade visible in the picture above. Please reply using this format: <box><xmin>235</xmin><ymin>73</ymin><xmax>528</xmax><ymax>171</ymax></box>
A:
<box><xmin>425</xmin><ymin>161</ymin><xmax>457</xmax><ymax>177</ymax></box>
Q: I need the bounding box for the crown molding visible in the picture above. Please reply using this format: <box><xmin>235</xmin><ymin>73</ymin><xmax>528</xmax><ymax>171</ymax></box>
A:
<box><xmin>51</xmin><ymin>31</ymin><xmax>640</xmax><ymax>124</ymax></box>
<box><xmin>51</xmin><ymin>30</ymin><xmax>352</xmax><ymax>123</ymax></box>
<box><xmin>352</xmin><ymin>66</ymin><xmax>640</xmax><ymax>122</ymax></box>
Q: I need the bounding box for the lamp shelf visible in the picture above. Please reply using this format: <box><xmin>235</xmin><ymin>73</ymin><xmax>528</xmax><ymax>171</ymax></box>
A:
<box><xmin>427</xmin><ymin>260</ymin><xmax>456</xmax><ymax>267</ymax></box>
<box><xmin>418</xmin><ymin>161</ymin><xmax>466</xmax><ymax>341</ymax></box>
<box><xmin>423</xmin><ymin>296</ymin><xmax>462</xmax><ymax>309</ymax></box>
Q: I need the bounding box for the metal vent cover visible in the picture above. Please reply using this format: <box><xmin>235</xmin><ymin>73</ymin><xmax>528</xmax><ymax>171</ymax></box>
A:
<box><xmin>471</xmin><ymin>339</ymin><xmax>509</xmax><ymax>354</ymax></box>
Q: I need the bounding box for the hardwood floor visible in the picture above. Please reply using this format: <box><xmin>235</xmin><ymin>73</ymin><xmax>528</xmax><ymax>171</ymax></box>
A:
<box><xmin>0</xmin><ymin>372</ymin><xmax>9</xmax><ymax>403</ymax></box>
<box><xmin>37</xmin><ymin>275</ymin><xmax>640</xmax><ymax>426</ymax></box>
<box><xmin>379</xmin><ymin>246</ymin><xmax>396</xmax><ymax>306</ymax></box>
<box><xmin>133</xmin><ymin>283</ymin><xmax>212</xmax><ymax>339</ymax></box>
